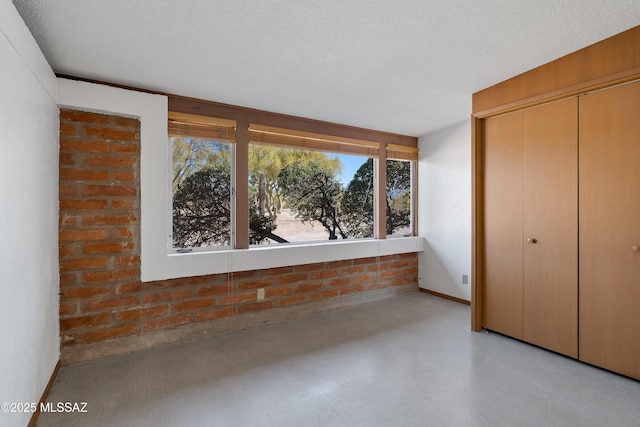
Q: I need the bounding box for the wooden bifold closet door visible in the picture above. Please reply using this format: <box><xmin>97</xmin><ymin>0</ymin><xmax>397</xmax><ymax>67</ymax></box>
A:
<box><xmin>579</xmin><ymin>81</ymin><xmax>640</xmax><ymax>380</ymax></box>
<box><xmin>482</xmin><ymin>97</ymin><xmax>578</xmax><ymax>358</ymax></box>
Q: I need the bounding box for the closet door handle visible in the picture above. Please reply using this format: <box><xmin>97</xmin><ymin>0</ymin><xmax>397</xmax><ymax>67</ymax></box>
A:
<box><xmin>527</xmin><ymin>238</ymin><xmax>537</xmax><ymax>244</ymax></box>
<box><xmin>632</xmin><ymin>244</ymin><xmax>639</xmax><ymax>252</ymax></box>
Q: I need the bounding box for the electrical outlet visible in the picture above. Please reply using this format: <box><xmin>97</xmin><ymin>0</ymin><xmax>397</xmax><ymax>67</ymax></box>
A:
<box><xmin>257</xmin><ymin>288</ymin><xmax>265</xmax><ymax>301</ymax></box>
<box><xmin>462</xmin><ymin>274</ymin><xmax>469</xmax><ymax>285</ymax></box>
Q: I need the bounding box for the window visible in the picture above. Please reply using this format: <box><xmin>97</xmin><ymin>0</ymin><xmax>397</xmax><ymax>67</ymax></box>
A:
<box><xmin>248</xmin><ymin>144</ymin><xmax>374</xmax><ymax>244</ymax></box>
<box><xmin>249</xmin><ymin>125</ymin><xmax>379</xmax><ymax>244</ymax></box>
<box><xmin>386</xmin><ymin>159</ymin><xmax>413</xmax><ymax>236</ymax></box>
<box><xmin>167</xmin><ymin>112</ymin><xmax>417</xmax><ymax>253</ymax></box>
<box><xmin>168</xmin><ymin>113</ymin><xmax>235</xmax><ymax>250</ymax></box>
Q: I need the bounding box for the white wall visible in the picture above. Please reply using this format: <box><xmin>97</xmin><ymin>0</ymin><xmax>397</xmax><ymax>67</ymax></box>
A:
<box><xmin>0</xmin><ymin>2</ymin><xmax>59</xmax><ymax>426</ymax></box>
<box><xmin>418</xmin><ymin>120</ymin><xmax>472</xmax><ymax>301</ymax></box>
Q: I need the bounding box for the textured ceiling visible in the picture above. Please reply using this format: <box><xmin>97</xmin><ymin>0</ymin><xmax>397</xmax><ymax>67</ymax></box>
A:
<box><xmin>12</xmin><ymin>0</ymin><xmax>640</xmax><ymax>136</ymax></box>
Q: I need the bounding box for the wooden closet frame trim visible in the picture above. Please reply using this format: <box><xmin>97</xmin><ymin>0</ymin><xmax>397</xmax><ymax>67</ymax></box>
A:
<box><xmin>470</xmin><ymin>25</ymin><xmax>640</xmax><ymax>332</ymax></box>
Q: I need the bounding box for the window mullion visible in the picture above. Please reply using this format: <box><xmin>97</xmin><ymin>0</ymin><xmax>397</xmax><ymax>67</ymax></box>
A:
<box><xmin>234</xmin><ymin>119</ymin><xmax>250</xmax><ymax>249</ymax></box>
<box><xmin>375</xmin><ymin>143</ymin><xmax>387</xmax><ymax>240</ymax></box>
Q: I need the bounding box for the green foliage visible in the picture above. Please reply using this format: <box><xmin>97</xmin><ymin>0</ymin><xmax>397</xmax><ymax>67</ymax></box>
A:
<box><xmin>341</xmin><ymin>158</ymin><xmax>375</xmax><ymax>238</ymax></box>
<box><xmin>249</xmin><ymin>145</ymin><xmax>342</xmax><ymax>222</ymax></box>
<box><xmin>171</xmin><ymin>137</ymin><xmax>231</xmax><ymax>193</ymax></box>
<box><xmin>172</xmin><ymin>162</ymin><xmax>232</xmax><ymax>247</ymax></box>
<box><xmin>172</xmin><ymin>162</ymin><xmax>282</xmax><ymax>247</ymax></box>
<box><xmin>385</xmin><ymin>160</ymin><xmax>412</xmax><ymax>235</ymax></box>
<box><xmin>277</xmin><ymin>161</ymin><xmax>347</xmax><ymax>240</ymax></box>
<box><xmin>340</xmin><ymin>159</ymin><xmax>411</xmax><ymax>237</ymax></box>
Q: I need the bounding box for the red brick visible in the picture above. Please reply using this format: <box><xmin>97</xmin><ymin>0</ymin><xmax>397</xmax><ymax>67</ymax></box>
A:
<box><xmin>61</xmin><ymin>334</ymin><xmax>76</xmax><ymax>346</ymax></box>
<box><xmin>353</xmin><ymin>257</ymin><xmax>377</xmax><ymax>265</ymax></box>
<box><xmin>115</xmin><ymin>255</ymin><xmax>140</xmax><ymax>268</ymax></box>
<box><xmin>340</xmin><ymin>284</ymin><xmax>365</xmax><ymax>295</ymax></box>
<box><xmin>294</xmin><ymin>263</ymin><xmax>324</xmax><ymax>273</ymax></box>
<box><xmin>236</xmin><ymin>278</ymin><xmax>274</xmax><ymax>290</ymax></box>
<box><xmin>113</xmin><ymin>144</ymin><xmax>139</xmax><ymax>154</ymax></box>
<box><xmin>82</xmin><ymin>324</ymin><xmax>139</xmax><ymax>343</ymax></box>
<box><xmin>115</xmin><ymin>305</ymin><xmax>168</xmax><ymax>321</ymax></box>
<box><xmin>141</xmin><ymin>281</ymin><xmax>168</xmax><ymax>291</ymax></box>
<box><xmin>311</xmin><ymin>289</ymin><xmax>339</xmax><ymax>300</ymax></box>
<box><xmin>82</xmin><ymin>213</ymin><xmax>137</xmax><ymax>225</ymax></box>
<box><xmin>59</xmin><ymin>229</ymin><xmax>109</xmax><ymax>242</ymax></box>
<box><xmin>82</xmin><ymin>296</ymin><xmax>138</xmax><ymax>312</ymax></box>
<box><xmin>142</xmin><ymin>289</ymin><xmax>191</xmax><ymax>304</ymax></box>
<box><xmin>314</xmin><ymin>269</ymin><xmax>343</xmax><ymax>280</ymax></box>
<box><xmin>195</xmin><ymin>285</ymin><xmax>229</xmax><ymax>296</ymax></box>
<box><xmin>379</xmin><ymin>270</ymin><xmax>399</xmax><ymax>279</ymax></box>
<box><xmin>59</xmin><ymin>184</ymin><xmax>77</xmax><ymax>196</ymax></box>
<box><xmin>60</xmin><ymin>273</ymin><xmax>77</xmax><ymax>287</ymax></box>
<box><xmin>143</xmin><ymin>315</ymin><xmax>191</xmax><ymax>332</ymax></box>
<box><xmin>61</xmin><ymin>110</ymin><xmax>110</xmax><ymax>124</ymax></box>
<box><xmin>401</xmin><ymin>267</ymin><xmax>418</xmax><ymax>277</ymax></box>
<box><xmin>266</xmin><ymin>285</ymin><xmax>293</xmax><ymax>297</ymax></box>
<box><xmin>113</xmin><ymin>117</ymin><xmax>139</xmax><ymax>128</ymax></box>
<box><xmin>60</xmin><ymin>139</ymin><xmax>109</xmax><ymax>153</ymax></box>
<box><xmin>115</xmin><ymin>281</ymin><xmax>142</xmax><ymax>294</ymax></box>
<box><xmin>353</xmin><ymin>274</ymin><xmax>377</xmax><ymax>284</ymax></box>
<box><xmin>59</xmin><ymin>199</ymin><xmax>108</xmax><ymax>211</ymax></box>
<box><xmin>59</xmin><ymin>243</ymin><xmax>77</xmax><ymax>257</ymax></box>
<box><xmin>61</xmin><ymin>286</ymin><xmax>111</xmax><ymax>300</ymax></box>
<box><xmin>344</xmin><ymin>266</ymin><xmax>366</xmax><ymax>274</ymax></box>
<box><xmin>113</xmin><ymin>171</ymin><xmax>135</xmax><ymax>182</ymax></box>
<box><xmin>194</xmin><ymin>307</ymin><xmax>237</xmax><ymax>322</ymax></box>
<box><xmin>218</xmin><ymin>291</ymin><xmax>256</xmax><ymax>306</ymax></box>
<box><xmin>59</xmin><ymin>301</ymin><xmax>77</xmax><ymax>316</ymax></box>
<box><xmin>59</xmin><ymin>152</ymin><xmax>75</xmax><ymax>165</ymax></box>
<box><xmin>60</xmin><ymin>257</ymin><xmax>109</xmax><ymax>272</ymax></box>
<box><xmin>368</xmin><ymin>263</ymin><xmax>390</xmax><ymax>272</ymax></box>
<box><xmin>237</xmin><ymin>301</ymin><xmax>273</xmax><ymax>314</ymax></box>
<box><xmin>60</xmin><ymin>168</ymin><xmax>109</xmax><ymax>182</ymax></box>
<box><xmin>295</xmin><ymin>283</ymin><xmax>322</xmax><ymax>293</ymax></box>
<box><xmin>82</xmin><ymin>242</ymin><xmax>134</xmax><ymax>254</ymax></box>
<box><xmin>265</xmin><ymin>266</ymin><xmax>294</xmax><ymax>276</ymax></box>
<box><xmin>83</xmin><ymin>269</ymin><xmax>138</xmax><ymax>283</ymax></box>
<box><xmin>328</xmin><ymin>278</ymin><xmax>350</xmax><ymax>287</ymax></box>
<box><xmin>59</xmin><ymin>122</ymin><xmax>76</xmax><ymax>136</ymax></box>
<box><xmin>276</xmin><ymin>273</ymin><xmax>308</xmax><ymax>285</ymax></box>
<box><xmin>59</xmin><ymin>214</ymin><xmax>76</xmax><ymax>226</ymax></box>
<box><xmin>112</xmin><ymin>199</ymin><xmax>136</xmax><ymax>210</ymax></box>
<box><xmin>82</xmin><ymin>184</ymin><xmax>137</xmax><ymax>197</ymax></box>
<box><xmin>173</xmin><ymin>298</ymin><xmax>213</xmax><ymax>313</ymax></box>
<box><xmin>230</xmin><ymin>270</ymin><xmax>259</xmax><ymax>280</ymax></box>
<box><xmin>391</xmin><ymin>260</ymin><xmax>413</xmax><ymax>269</ymax></box>
<box><xmin>113</xmin><ymin>228</ymin><xmax>134</xmax><ymax>239</ymax></box>
<box><xmin>277</xmin><ymin>295</ymin><xmax>309</xmax><ymax>307</ymax></box>
<box><xmin>327</xmin><ymin>260</ymin><xmax>352</xmax><ymax>269</ymax></box>
<box><xmin>60</xmin><ymin>313</ymin><xmax>111</xmax><ymax>331</ymax></box>
<box><xmin>84</xmin><ymin>126</ymin><xmax>138</xmax><ymax>141</ymax></box>
<box><xmin>83</xmin><ymin>155</ymin><xmax>136</xmax><ymax>168</ymax></box>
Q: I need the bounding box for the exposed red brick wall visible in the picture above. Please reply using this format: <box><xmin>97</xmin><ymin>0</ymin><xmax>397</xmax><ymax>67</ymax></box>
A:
<box><xmin>59</xmin><ymin>109</ymin><xmax>418</xmax><ymax>357</ymax></box>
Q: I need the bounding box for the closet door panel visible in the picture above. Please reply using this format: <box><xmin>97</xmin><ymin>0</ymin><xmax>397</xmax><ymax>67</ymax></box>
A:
<box><xmin>482</xmin><ymin>111</ymin><xmax>524</xmax><ymax>339</ymax></box>
<box><xmin>523</xmin><ymin>98</ymin><xmax>578</xmax><ymax>358</ymax></box>
<box><xmin>579</xmin><ymin>81</ymin><xmax>640</xmax><ymax>379</ymax></box>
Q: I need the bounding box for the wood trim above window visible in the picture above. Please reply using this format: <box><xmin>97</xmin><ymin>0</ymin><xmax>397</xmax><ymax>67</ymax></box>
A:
<box><xmin>387</xmin><ymin>144</ymin><xmax>418</xmax><ymax>161</ymax></box>
<box><xmin>249</xmin><ymin>124</ymin><xmax>379</xmax><ymax>157</ymax></box>
<box><xmin>168</xmin><ymin>112</ymin><xmax>236</xmax><ymax>141</ymax></box>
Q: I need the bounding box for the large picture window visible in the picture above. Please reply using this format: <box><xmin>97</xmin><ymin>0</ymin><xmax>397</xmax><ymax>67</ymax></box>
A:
<box><xmin>248</xmin><ymin>144</ymin><xmax>374</xmax><ymax>244</ymax></box>
<box><xmin>168</xmin><ymin>113</ymin><xmax>235</xmax><ymax>250</ymax></box>
<box><xmin>166</xmin><ymin>112</ymin><xmax>416</xmax><ymax>254</ymax></box>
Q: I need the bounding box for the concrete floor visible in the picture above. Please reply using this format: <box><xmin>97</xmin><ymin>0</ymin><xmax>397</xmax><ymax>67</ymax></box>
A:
<box><xmin>37</xmin><ymin>293</ymin><xmax>639</xmax><ymax>427</ymax></box>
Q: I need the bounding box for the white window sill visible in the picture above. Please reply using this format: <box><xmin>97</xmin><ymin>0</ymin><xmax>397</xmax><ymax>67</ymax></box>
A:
<box><xmin>143</xmin><ymin>236</ymin><xmax>424</xmax><ymax>281</ymax></box>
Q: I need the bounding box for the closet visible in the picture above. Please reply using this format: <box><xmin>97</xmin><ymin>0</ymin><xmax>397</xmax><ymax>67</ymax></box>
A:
<box><xmin>483</xmin><ymin>97</ymin><xmax>578</xmax><ymax>358</ymax></box>
<box><xmin>479</xmin><ymin>81</ymin><xmax>639</xmax><ymax>379</ymax></box>
<box><xmin>578</xmin><ymin>81</ymin><xmax>640</xmax><ymax>379</ymax></box>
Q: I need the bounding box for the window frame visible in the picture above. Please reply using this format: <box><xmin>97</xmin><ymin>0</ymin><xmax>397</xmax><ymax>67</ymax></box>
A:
<box><xmin>167</xmin><ymin>112</ymin><xmax>237</xmax><ymax>252</ymax></box>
